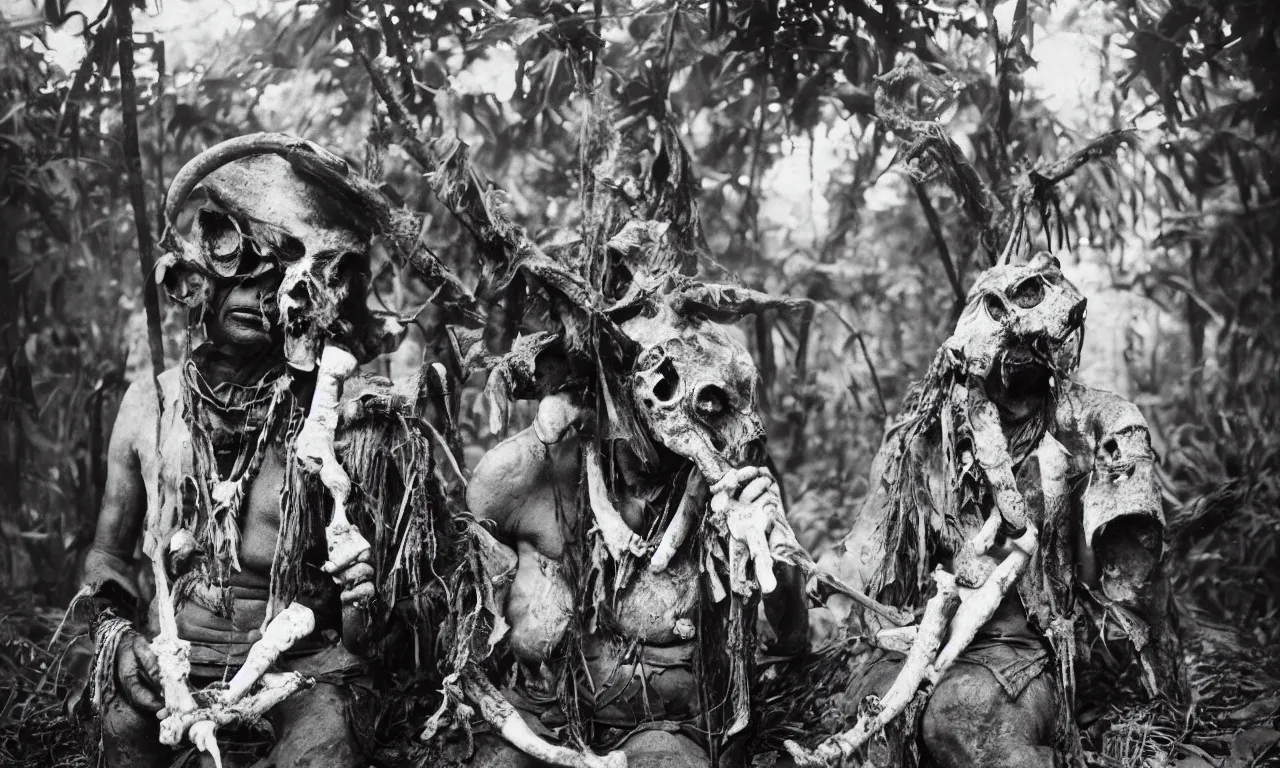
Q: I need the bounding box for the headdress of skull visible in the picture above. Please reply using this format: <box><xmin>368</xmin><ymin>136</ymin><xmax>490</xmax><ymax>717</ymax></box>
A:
<box><xmin>942</xmin><ymin>250</ymin><xmax>1087</xmax><ymax>385</ymax></box>
<box><xmin>621</xmin><ymin>301</ymin><xmax>764</xmax><ymax>482</ymax></box>
<box><xmin>157</xmin><ymin>133</ymin><xmax>403</xmax><ymax>369</ymax></box>
<box><xmin>593</xmin><ymin>280</ymin><xmax>809</xmax><ymax>483</ymax></box>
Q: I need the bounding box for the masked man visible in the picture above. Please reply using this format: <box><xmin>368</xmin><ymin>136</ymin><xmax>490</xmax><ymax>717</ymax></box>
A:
<box><xmin>74</xmin><ymin>135</ymin><xmax>458</xmax><ymax>768</ymax></box>
<box><xmin>798</xmin><ymin>251</ymin><xmax>1185</xmax><ymax>768</ymax></box>
<box><xmin>451</xmin><ymin>277</ymin><xmax>813</xmax><ymax>768</ymax></box>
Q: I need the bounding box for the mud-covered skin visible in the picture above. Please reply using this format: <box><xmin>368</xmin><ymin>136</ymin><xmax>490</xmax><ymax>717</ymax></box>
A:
<box><xmin>813</xmin><ymin>252</ymin><xmax>1177</xmax><ymax>767</ymax></box>
<box><xmin>467</xmin><ymin>420</ymin><xmax>808</xmax><ymax>766</ymax></box>
<box><xmin>80</xmin><ymin>274</ymin><xmax>368</xmax><ymax>767</ymax></box>
<box><xmin>467</xmin><ymin>425</ymin><xmax>706</xmax><ymax>766</ymax></box>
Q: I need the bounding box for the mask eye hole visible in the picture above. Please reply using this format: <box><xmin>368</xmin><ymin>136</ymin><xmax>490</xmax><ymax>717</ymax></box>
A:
<box><xmin>1009</xmin><ymin>276</ymin><xmax>1045</xmax><ymax>309</ymax></box>
<box><xmin>652</xmin><ymin>359</ymin><xmax>680</xmax><ymax>403</ymax></box>
<box><xmin>984</xmin><ymin>293</ymin><xmax>1010</xmax><ymax>322</ymax></box>
<box><xmin>195</xmin><ymin>208</ymin><xmax>244</xmax><ymax>277</ymax></box>
<box><xmin>271</xmin><ymin>234</ymin><xmax>306</xmax><ymax>264</ymax></box>
<box><xmin>694</xmin><ymin>385</ymin><xmax>729</xmax><ymax>419</ymax></box>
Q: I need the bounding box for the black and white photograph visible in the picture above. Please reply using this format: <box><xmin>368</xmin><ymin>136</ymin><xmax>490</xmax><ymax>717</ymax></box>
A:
<box><xmin>1</xmin><ymin>0</ymin><xmax>1276</xmax><ymax>765</ymax></box>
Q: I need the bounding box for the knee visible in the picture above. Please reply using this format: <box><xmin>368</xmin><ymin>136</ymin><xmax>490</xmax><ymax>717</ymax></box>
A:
<box><xmin>921</xmin><ymin>667</ymin><xmax>1058</xmax><ymax>768</ymax></box>
<box><xmin>268</xmin><ymin>684</ymin><xmax>362</xmax><ymax>768</ymax></box>
<box><xmin>99</xmin><ymin>695</ymin><xmax>163</xmax><ymax>768</ymax></box>
<box><xmin>621</xmin><ymin>731</ymin><xmax>709</xmax><ymax>768</ymax></box>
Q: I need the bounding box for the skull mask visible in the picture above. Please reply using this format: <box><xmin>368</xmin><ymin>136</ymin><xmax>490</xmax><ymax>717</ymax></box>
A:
<box><xmin>943</xmin><ymin>250</ymin><xmax>1087</xmax><ymax>386</ymax></box>
<box><xmin>157</xmin><ymin>134</ymin><xmax>400</xmax><ymax>369</ymax></box>
<box><xmin>622</xmin><ymin>303</ymin><xmax>764</xmax><ymax>483</ymax></box>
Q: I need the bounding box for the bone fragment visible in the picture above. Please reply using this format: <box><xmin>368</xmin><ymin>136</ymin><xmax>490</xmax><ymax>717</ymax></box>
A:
<box><xmin>296</xmin><ymin>344</ymin><xmax>372</xmax><ymax>578</ymax></box>
<box><xmin>649</xmin><ymin>469</ymin><xmax>706</xmax><ymax>573</ymax></box>
<box><xmin>967</xmin><ymin>384</ymin><xmax>1028</xmax><ymax>531</ymax></box>
<box><xmin>785</xmin><ymin>570</ymin><xmax>959</xmax><ymax>766</ymax></box>
<box><xmin>872</xmin><ymin>625</ymin><xmax>918</xmax><ymax>654</ymax></box>
<box><xmin>221</xmin><ymin>603</ymin><xmax>315</xmax><ymax>703</ymax></box>
<box><xmin>584</xmin><ymin>447</ymin><xmax>648</xmax><ymax>562</ymax></box>
<box><xmin>927</xmin><ymin>525</ymin><xmax>1038</xmax><ymax>684</ymax></box>
<box><xmin>160</xmin><ymin>672</ymin><xmax>311</xmax><ymax>746</ymax></box>
<box><xmin>149</xmin><ymin>557</ymin><xmax>199</xmax><ymax>743</ymax></box>
<box><xmin>462</xmin><ymin>667</ymin><xmax>627</xmax><ymax>768</ymax></box>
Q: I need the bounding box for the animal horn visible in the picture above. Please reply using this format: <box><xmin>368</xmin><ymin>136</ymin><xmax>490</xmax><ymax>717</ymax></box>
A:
<box><xmin>161</xmin><ymin>132</ymin><xmax>349</xmax><ymax>246</ymax></box>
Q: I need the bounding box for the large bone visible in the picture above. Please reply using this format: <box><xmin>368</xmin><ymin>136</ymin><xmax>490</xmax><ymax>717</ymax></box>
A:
<box><xmin>785</xmin><ymin>570</ymin><xmax>959</xmax><ymax>767</ymax></box>
<box><xmin>648</xmin><ymin>469</ymin><xmax>706</xmax><ymax>573</ymax></box>
<box><xmin>296</xmin><ymin>344</ymin><xmax>372</xmax><ymax>578</ymax></box>
<box><xmin>584</xmin><ymin>446</ymin><xmax>648</xmax><ymax>562</ymax></box>
<box><xmin>150</xmin><ymin>557</ymin><xmax>199</xmax><ymax>733</ymax></box>
<box><xmin>161</xmin><ymin>672</ymin><xmax>312</xmax><ymax>753</ymax></box>
<box><xmin>462</xmin><ymin>667</ymin><xmax>627</xmax><ymax>768</ymax></box>
<box><xmin>221</xmin><ymin>603</ymin><xmax>316</xmax><ymax>703</ymax></box>
<box><xmin>927</xmin><ymin>527</ymin><xmax>1037</xmax><ymax>685</ymax></box>
<box><xmin>789</xmin><ymin>412</ymin><xmax>1057</xmax><ymax>765</ymax></box>
<box><xmin>158</xmin><ymin>602</ymin><xmax>317</xmax><ymax>768</ymax></box>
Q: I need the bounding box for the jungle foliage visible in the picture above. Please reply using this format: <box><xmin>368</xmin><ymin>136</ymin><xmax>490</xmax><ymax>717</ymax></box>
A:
<box><xmin>1</xmin><ymin>0</ymin><xmax>1278</xmax><ymax>765</ymax></box>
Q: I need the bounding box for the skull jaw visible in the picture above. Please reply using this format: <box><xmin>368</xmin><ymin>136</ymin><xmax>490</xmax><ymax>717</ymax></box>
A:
<box><xmin>643</xmin><ymin>411</ymin><xmax>765</xmax><ymax>484</ymax></box>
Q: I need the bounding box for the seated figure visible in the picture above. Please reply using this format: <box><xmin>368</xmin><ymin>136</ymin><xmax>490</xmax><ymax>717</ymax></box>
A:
<box><xmin>803</xmin><ymin>250</ymin><xmax>1185</xmax><ymax>768</ymax></box>
<box><xmin>73</xmin><ymin>135</ymin><xmax>459</xmax><ymax>768</ymax></box>
<box><xmin>461</xmin><ymin>282</ymin><xmax>813</xmax><ymax>768</ymax></box>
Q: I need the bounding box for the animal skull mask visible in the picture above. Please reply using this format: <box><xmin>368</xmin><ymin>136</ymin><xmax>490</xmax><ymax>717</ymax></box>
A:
<box><xmin>943</xmin><ymin>250</ymin><xmax>1087</xmax><ymax>382</ymax></box>
<box><xmin>157</xmin><ymin>134</ymin><xmax>399</xmax><ymax>369</ymax></box>
<box><xmin>622</xmin><ymin>304</ymin><xmax>764</xmax><ymax>482</ymax></box>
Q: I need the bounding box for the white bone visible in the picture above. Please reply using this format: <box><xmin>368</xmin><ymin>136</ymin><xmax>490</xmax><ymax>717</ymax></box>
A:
<box><xmin>462</xmin><ymin>667</ymin><xmax>627</xmax><ymax>768</ymax></box>
<box><xmin>221</xmin><ymin>603</ymin><xmax>315</xmax><ymax>703</ymax></box>
<box><xmin>296</xmin><ymin>344</ymin><xmax>372</xmax><ymax>577</ymax></box>
<box><xmin>648</xmin><ymin>469</ymin><xmax>706</xmax><ymax>573</ymax></box>
<box><xmin>584</xmin><ymin>447</ymin><xmax>648</xmax><ymax>562</ymax></box>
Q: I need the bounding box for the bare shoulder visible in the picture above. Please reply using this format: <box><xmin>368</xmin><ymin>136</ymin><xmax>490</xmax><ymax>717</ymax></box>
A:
<box><xmin>467</xmin><ymin>426</ymin><xmax>581</xmax><ymax>526</ymax></box>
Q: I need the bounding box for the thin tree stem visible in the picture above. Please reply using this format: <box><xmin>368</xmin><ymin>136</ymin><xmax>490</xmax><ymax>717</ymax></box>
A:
<box><xmin>913</xmin><ymin>180</ymin><xmax>965</xmax><ymax>309</ymax></box>
<box><xmin>114</xmin><ymin>0</ymin><xmax>166</xmax><ymax>418</ymax></box>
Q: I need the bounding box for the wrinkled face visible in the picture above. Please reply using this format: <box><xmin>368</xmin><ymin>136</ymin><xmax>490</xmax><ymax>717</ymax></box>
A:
<box><xmin>205</xmin><ymin>270</ymin><xmax>282</xmax><ymax>350</ymax></box>
<box><xmin>623</xmin><ymin>307</ymin><xmax>764</xmax><ymax>482</ymax></box>
<box><xmin>944</xmin><ymin>251</ymin><xmax>1087</xmax><ymax>392</ymax></box>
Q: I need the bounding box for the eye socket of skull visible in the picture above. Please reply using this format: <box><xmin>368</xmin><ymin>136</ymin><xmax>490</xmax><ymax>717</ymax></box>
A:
<box><xmin>194</xmin><ymin>207</ymin><xmax>245</xmax><ymax>278</ymax></box>
<box><xmin>693</xmin><ymin>383</ymin><xmax>729</xmax><ymax>419</ymax></box>
<box><xmin>271</xmin><ymin>234</ymin><xmax>307</xmax><ymax>265</ymax></box>
<box><xmin>984</xmin><ymin>292</ymin><xmax>1010</xmax><ymax>322</ymax></box>
<box><xmin>650</xmin><ymin>358</ymin><xmax>681</xmax><ymax>403</ymax></box>
<box><xmin>1008</xmin><ymin>275</ymin><xmax>1046</xmax><ymax>309</ymax></box>
<box><xmin>324</xmin><ymin>252</ymin><xmax>363</xmax><ymax>290</ymax></box>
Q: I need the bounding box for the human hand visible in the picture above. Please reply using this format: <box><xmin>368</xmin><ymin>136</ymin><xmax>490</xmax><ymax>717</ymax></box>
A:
<box><xmin>323</xmin><ymin>547</ymin><xmax>375</xmax><ymax>606</ymax></box>
<box><xmin>114</xmin><ymin>630</ymin><xmax>164</xmax><ymax>713</ymax></box>
<box><xmin>710</xmin><ymin>466</ymin><xmax>799</xmax><ymax>596</ymax></box>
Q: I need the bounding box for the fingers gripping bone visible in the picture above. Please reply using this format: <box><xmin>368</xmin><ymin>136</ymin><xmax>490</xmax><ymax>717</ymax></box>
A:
<box><xmin>296</xmin><ymin>345</ymin><xmax>372</xmax><ymax>587</ymax></box>
<box><xmin>584</xmin><ymin>447</ymin><xmax>648</xmax><ymax>562</ymax></box>
<box><xmin>158</xmin><ymin>603</ymin><xmax>317</xmax><ymax>766</ymax></box>
<box><xmin>711</xmin><ymin>467</ymin><xmax>785</xmax><ymax>595</ymax></box>
<box><xmin>789</xmin><ymin>423</ymin><xmax>1058</xmax><ymax>765</ymax></box>
<box><xmin>462</xmin><ymin>667</ymin><xmax>627</xmax><ymax>768</ymax></box>
<box><xmin>785</xmin><ymin>570</ymin><xmax>960</xmax><ymax>767</ymax></box>
<box><xmin>162</xmin><ymin>671</ymin><xmax>312</xmax><ymax>762</ymax></box>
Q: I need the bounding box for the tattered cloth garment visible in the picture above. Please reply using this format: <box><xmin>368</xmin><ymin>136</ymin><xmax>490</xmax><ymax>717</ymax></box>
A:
<box><xmin>181</xmin><ymin>343</ymin><xmax>307</xmax><ymax>578</ymax></box>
